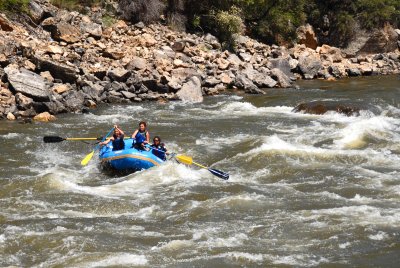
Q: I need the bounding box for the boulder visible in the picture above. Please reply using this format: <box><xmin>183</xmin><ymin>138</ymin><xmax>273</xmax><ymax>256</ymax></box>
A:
<box><xmin>227</xmin><ymin>54</ymin><xmax>243</xmax><ymax>66</ymax></box>
<box><xmin>292</xmin><ymin>102</ymin><xmax>360</xmax><ymax>116</ymax></box>
<box><xmin>253</xmin><ymin>74</ymin><xmax>277</xmax><ymax>88</ymax></box>
<box><xmin>177</xmin><ymin>76</ymin><xmax>203</xmax><ymax>102</ymax></box>
<box><xmin>80</xmin><ymin>22</ymin><xmax>102</xmax><ymax>39</ymax></box>
<box><xmin>4</xmin><ymin>67</ymin><xmax>50</xmax><ymax>101</ymax></box>
<box><xmin>107</xmin><ymin>68</ymin><xmax>131</xmax><ymax>82</ymax></box>
<box><xmin>15</xmin><ymin>93</ymin><xmax>33</xmax><ymax>110</ymax></box>
<box><xmin>347</xmin><ymin>68</ymin><xmax>361</xmax><ymax>76</ymax></box>
<box><xmin>204</xmin><ymin>33</ymin><xmax>221</xmax><ymax>49</ymax></box>
<box><xmin>33</xmin><ymin>112</ymin><xmax>56</xmax><ymax>122</ymax></box>
<box><xmin>28</xmin><ymin>1</ymin><xmax>45</xmax><ymax>24</ymax></box>
<box><xmin>344</xmin><ymin>24</ymin><xmax>399</xmax><ymax>55</ymax></box>
<box><xmin>0</xmin><ymin>14</ymin><xmax>13</xmax><ymax>31</ymax></box>
<box><xmin>63</xmin><ymin>90</ymin><xmax>85</xmax><ymax>112</ymax></box>
<box><xmin>52</xmin><ymin>84</ymin><xmax>71</xmax><ymax>94</ymax></box>
<box><xmin>33</xmin><ymin>56</ymin><xmax>78</xmax><ymax>83</ymax></box>
<box><xmin>234</xmin><ymin>74</ymin><xmax>264</xmax><ymax>94</ymax></box>
<box><xmin>127</xmin><ymin>57</ymin><xmax>147</xmax><ymax>70</ymax></box>
<box><xmin>270</xmin><ymin>68</ymin><xmax>292</xmax><ymax>88</ymax></box>
<box><xmin>170</xmin><ymin>68</ymin><xmax>201</xmax><ymax>82</ymax></box>
<box><xmin>296</xmin><ymin>24</ymin><xmax>318</xmax><ymax>49</ymax></box>
<box><xmin>267</xmin><ymin>58</ymin><xmax>293</xmax><ymax>78</ymax></box>
<box><xmin>172</xmin><ymin>41</ymin><xmax>186</xmax><ymax>52</ymax></box>
<box><xmin>298</xmin><ymin>55</ymin><xmax>323</xmax><ymax>79</ymax></box>
<box><xmin>42</xmin><ymin>19</ymin><xmax>81</xmax><ymax>43</ymax></box>
<box><xmin>102</xmin><ymin>48</ymin><xmax>124</xmax><ymax>60</ymax></box>
<box><xmin>7</xmin><ymin>112</ymin><xmax>15</xmax><ymax>120</ymax></box>
<box><xmin>317</xmin><ymin>44</ymin><xmax>343</xmax><ymax>62</ymax></box>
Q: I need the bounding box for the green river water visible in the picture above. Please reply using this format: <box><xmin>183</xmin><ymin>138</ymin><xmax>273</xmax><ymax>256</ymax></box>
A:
<box><xmin>0</xmin><ymin>75</ymin><xmax>399</xmax><ymax>267</ymax></box>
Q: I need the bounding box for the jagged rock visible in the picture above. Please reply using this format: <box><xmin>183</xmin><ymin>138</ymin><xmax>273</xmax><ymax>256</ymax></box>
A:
<box><xmin>107</xmin><ymin>68</ymin><xmax>131</xmax><ymax>82</ymax></box>
<box><xmin>140</xmin><ymin>33</ymin><xmax>157</xmax><ymax>47</ymax></box>
<box><xmin>52</xmin><ymin>84</ymin><xmax>71</xmax><ymax>94</ymax></box>
<box><xmin>18</xmin><ymin>108</ymin><xmax>37</xmax><ymax>118</ymax></box>
<box><xmin>292</xmin><ymin>102</ymin><xmax>360</xmax><ymax>116</ymax></box>
<box><xmin>270</xmin><ymin>68</ymin><xmax>292</xmax><ymax>88</ymax></box>
<box><xmin>121</xmin><ymin>91</ymin><xmax>136</xmax><ymax>100</ymax></box>
<box><xmin>227</xmin><ymin>54</ymin><xmax>242</xmax><ymax>66</ymax></box>
<box><xmin>46</xmin><ymin>45</ymin><xmax>63</xmax><ymax>54</ymax></box>
<box><xmin>204</xmin><ymin>77</ymin><xmax>221</xmax><ymax>87</ymax></box>
<box><xmin>127</xmin><ymin>57</ymin><xmax>147</xmax><ymax>70</ymax></box>
<box><xmin>15</xmin><ymin>93</ymin><xmax>33</xmax><ymax>110</ymax></box>
<box><xmin>347</xmin><ymin>68</ymin><xmax>361</xmax><ymax>76</ymax></box>
<box><xmin>5</xmin><ymin>67</ymin><xmax>50</xmax><ymax>101</ymax></box>
<box><xmin>234</xmin><ymin>74</ymin><xmax>264</xmax><ymax>94</ymax></box>
<box><xmin>317</xmin><ymin>45</ymin><xmax>342</xmax><ymax>63</ymax></box>
<box><xmin>29</xmin><ymin>1</ymin><xmax>45</xmax><ymax>24</ymax></box>
<box><xmin>80</xmin><ymin>22</ymin><xmax>102</xmax><ymax>38</ymax></box>
<box><xmin>42</xmin><ymin>19</ymin><xmax>81</xmax><ymax>43</ymax></box>
<box><xmin>7</xmin><ymin>112</ymin><xmax>15</xmax><ymax>120</ymax></box>
<box><xmin>171</xmin><ymin>68</ymin><xmax>201</xmax><ymax>82</ymax></box>
<box><xmin>220</xmin><ymin>72</ymin><xmax>233</xmax><ymax>84</ymax></box>
<box><xmin>0</xmin><ymin>14</ymin><xmax>13</xmax><ymax>31</ymax></box>
<box><xmin>40</xmin><ymin>71</ymin><xmax>54</xmax><ymax>82</ymax></box>
<box><xmin>298</xmin><ymin>54</ymin><xmax>323</xmax><ymax>79</ymax></box>
<box><xmin>267</xmin><ymin>58</ymin><xmax>293</xmax><ymax>78</ymax></box>
<box><xmin>33</xmin><ymin>112</ymin><xmax>56</xmax><ymax>122</ymax></box>
<box><xmin>177</xmin><ymin>76</ymin><xmax>203</xmax><ymax>102</ymax></box>
<box><xmin>239</xmin><ymin>52</ymin><xmax>252</xmax><ymax>62</ymax></box>
<box><xmin>33</xmin><ymin>56</ymin><xmax>78</xmax><ymax>83</ymax></box>
<box><xmin>297</xmin><ymin>24</ymin><xmax>318</xmax><ymax>49</ymax></box>
<box><xmin>102</xmin><ymin>48</ymin><xmax>124</xmax><ymax>60</ymax></box>
<box><xmin>172</xmin><ymin>41</ymin><xmax>186</xmax><ymax>52</ymax></box>
<box><xmin>253</xmin><ymin>74</ymin><xmax>277</xmax><ymax>88</ymax></box>
<box><xmin>63</xmin><ymin>90</ymin><xmax>85</xmax><ymax>112</ymax></box>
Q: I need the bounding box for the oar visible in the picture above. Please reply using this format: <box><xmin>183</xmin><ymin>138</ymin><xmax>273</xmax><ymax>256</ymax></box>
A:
<box><xmin>81</xmin><ymin>128</ymin><xmax>114</xmax><ymax>166</ymax></box>
<box><xmin>43</xmin><ymin>136</ymin><xmax>103</xmax><ymax>143</ymax></box>
<box><xmin>175</xmin><ymin>154</ymin><xmax>229</xmax><ymax>180</ymax></box>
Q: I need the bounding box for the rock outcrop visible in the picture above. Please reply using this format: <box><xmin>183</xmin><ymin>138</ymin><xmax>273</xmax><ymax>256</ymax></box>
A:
<box><xmin>292</xmin><ymin>102</ymin><xmax>360</xmax><ymax>116</ymax></box>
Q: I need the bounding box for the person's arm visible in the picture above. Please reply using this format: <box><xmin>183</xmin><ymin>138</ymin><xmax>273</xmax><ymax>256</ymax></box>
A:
<box><xmin>131</xmin><ymin>130</ymin><xmax>138</xmax><ymax>138</ymax></box>
<box><xmin>145</xmin><ymin>132</ymin><xmax>150</xmax><ymax>143</ymax></box>
<box><xmin>114</xmin><ymin>125</ymin><xmax>125</xmax><ymax>136</ymax></box>
<box><xmin>100</xmin><ymin>137</ymin><xmax>113</xmax><ymax>146</ymax></box>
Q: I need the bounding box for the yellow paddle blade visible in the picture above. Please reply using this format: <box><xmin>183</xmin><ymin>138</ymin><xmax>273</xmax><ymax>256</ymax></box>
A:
<box><xmin>81</xmin><ymin>151</ymin><xmax>95</xmax><ymax>166</ymax></box>
<box><xmin>176</xmin><ymin>155</ymin><xmax>193</xmax><ymax>165</ymax></box>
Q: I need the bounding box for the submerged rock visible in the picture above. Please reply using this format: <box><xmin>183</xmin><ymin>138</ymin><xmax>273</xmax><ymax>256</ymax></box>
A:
<box><xmin>292</xmin><ymin>102</ymin><xmax>360</xmax><ymax>116</ymax></box>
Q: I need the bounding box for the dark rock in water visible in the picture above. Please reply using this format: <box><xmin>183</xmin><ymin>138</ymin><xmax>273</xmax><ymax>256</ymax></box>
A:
<box><xmin>298</xmin><ymin>55</ymin><xmax>323</xmax><ymax>79</ymax></box>
<box><xmin>63</xmin><ymin>90</ymin><xmax>85</xmax><ymax>112</ymax></box>
<box><xmin>292</xmin><ymin>102</ymin><xmax>360</xmax><ymax>116</ymax></box>
<box><xmin>347</xmin><ymin>68</ymin><xmax>361</xmax><ymax>77</ymax></box>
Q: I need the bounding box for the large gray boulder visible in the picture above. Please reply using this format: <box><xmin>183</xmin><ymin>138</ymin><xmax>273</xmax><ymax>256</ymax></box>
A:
<box><xmin>270</xmin><ymin>68</ymin><xmax>292</xmax><ymax>88</ymax></box>
<box><xmin>33</xmin><ymin>55</ymin><xmax>78</xmax><ymax>83</ymax></box>
<box><xmin>298</xmin><ymin>55</ymin><xmax>323</xmax><ymax>79</ymax></box>
<box><xmin>5</xmin><ymin>67</ymin><xmax>50</xmax><ymax>101</ymax></box>
<box><xmin>80</xmin><ymin>22</ymin><xmax>102</xmax><ymax>39</ymax></box>
<box><xmin>177</xmin><ymin>76</ymin><xmax>203</xmax><ymax>102</ymax></box>
<box><xmin>234</xmin><ymin>74</ymin><xmax>265</xmax><ymax>94</ymax></box>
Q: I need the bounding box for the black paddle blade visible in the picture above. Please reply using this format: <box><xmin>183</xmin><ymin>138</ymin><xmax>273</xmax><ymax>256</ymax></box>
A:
<box><xmin>208</xmin><ymin>168</ymin><xmax>229</xmax><ymax>180</ymax></box>
<box><xmin>43</xmin><ymin>136</ymin><xmax>65</xmax><ymax>143</ymax></box>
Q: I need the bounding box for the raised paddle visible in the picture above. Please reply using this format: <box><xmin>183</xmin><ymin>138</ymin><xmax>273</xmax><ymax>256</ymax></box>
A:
<box><xmin>81</xmin><ymin>127</ymin><xmax>114</xmax><ymax>166</ymax></box>
<box><xmin>175</xmin><ymin>154</ymin><xmax>230</xmax><ymax>180</ymax></box>
<box><xmin>43</xmin><ymin>136</ymin><xmax>103</xmax><ymax>143</ymax></box>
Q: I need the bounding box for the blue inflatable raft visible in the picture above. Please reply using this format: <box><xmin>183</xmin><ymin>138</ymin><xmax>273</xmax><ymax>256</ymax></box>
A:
<box><xmin>99</xmin><ymin>139</ymin><xmax>165</xmax><ymax>172</ymax></box>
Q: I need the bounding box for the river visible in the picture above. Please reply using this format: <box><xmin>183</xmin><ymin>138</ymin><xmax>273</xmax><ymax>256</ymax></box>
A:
<box><xmin>1</xmin><ymin>75</ymin><xmax>399</xmax><ymax>267</ymax></box>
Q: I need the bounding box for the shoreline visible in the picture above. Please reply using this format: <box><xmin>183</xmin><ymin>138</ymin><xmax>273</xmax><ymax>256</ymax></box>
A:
<box><xmin>0</xmin><ymin>1</ymin><xmax>399</xmax><ymax>122</ymax></box>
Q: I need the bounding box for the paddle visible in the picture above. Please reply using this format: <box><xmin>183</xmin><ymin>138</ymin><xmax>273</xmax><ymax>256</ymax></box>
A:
<box><xmin>43</xmin><ymin>136</ymin><xmax>103</xmax><ymax>143</ymax></box>
<box><xmin>175</xmin><ymin>154</ymin><xmax>230</xmax><ymax>180</ymax></box>
<box><xmin>81</xmin><ymin>128</ymin><xmax>114</xmax><ymax>166</ymax></box>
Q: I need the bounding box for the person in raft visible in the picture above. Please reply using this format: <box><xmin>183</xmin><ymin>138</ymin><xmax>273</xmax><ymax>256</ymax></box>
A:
<box><xmin>100</xmin><ymin>125</ymin><xmax>125</xmax><ymax>151</ymax></box>
<box><xmin>131</xmin><ymin>121</ymin><xmax>150</xmax><ymax>150</ymax></box>
<box><xmin>151</xmin><ymin>136</ymin><xmax>168</xmax><ymax>161</ymax></box>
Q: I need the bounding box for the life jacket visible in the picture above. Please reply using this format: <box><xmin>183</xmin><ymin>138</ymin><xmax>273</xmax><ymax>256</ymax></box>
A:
<box><xmin>112</xmin><ymin>134</ymin><xmax>125</xmax><ymax>151</ymax></box>
<box><xmin>151</xmin><ymin>144</ymin><xmax>166</xmax><ymax>161</ymax></box>
<box><xmin>135</xmin><ymin>130</ymin><xmax>147</xmax><ymax>144</ymax></box>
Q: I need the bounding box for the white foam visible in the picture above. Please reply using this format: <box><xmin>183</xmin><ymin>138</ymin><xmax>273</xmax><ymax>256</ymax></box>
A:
<box><xmin>0</xmin><ymin>133</ymin><xmax>19</xmax><ymax>139</ymax></box>
<box><xmin>368</xmin><ymin>231</ymin><xmax>389</xmax><ymax>241</ymax></box>
<box><xmin>76</xmin><ymin>253</ymin><xmax>148</xmax><ymax>267</ymax></box>
<box><xmin>219</xmin><ymin>252</ymin><xmax>263</xmax><ymax>262</ymax></box>
<box><xmin>339</xmin><ymin>242</ymin><xmax>351</xmax><ymax>249</ymax></box>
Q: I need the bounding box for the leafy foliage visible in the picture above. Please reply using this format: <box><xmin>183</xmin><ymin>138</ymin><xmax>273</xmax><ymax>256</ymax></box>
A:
<box><xmin>212</xmin><ymin>6</ymin><xmax>244</xmax><ymax>50</ymax></box>
<box><xmin>0</xmin><ymin>0</ymin><xmax>30</xmax><ymax>13</ymax></box>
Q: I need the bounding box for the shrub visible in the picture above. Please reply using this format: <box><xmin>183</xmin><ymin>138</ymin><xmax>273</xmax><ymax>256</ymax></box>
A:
<box><xmin>212</xmin><ymin>6</ymin><xmax>244</xmax><ymax>50</ymax></box>
<box><xmin>118</xmin><ymin>0</ymin><xmax>165</xmax><ymax>24</ymax></box>
<box><xmin>0</xmin><ymin>0</ymin><xmax>30</xmax><ymax>13</ymax></box>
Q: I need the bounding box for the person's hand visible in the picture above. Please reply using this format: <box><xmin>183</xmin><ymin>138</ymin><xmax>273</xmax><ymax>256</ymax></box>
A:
<box><xmin>114</xmin><ymin>124</ymin><xmax>118</xmax><ymax>129</ymax></box>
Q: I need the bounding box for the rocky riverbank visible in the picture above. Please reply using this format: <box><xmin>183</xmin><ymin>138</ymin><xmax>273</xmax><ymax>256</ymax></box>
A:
<box><xmin>1</xmin><ymin>0</ymin><xmax>399</xmax><ymax>121</ymax></box>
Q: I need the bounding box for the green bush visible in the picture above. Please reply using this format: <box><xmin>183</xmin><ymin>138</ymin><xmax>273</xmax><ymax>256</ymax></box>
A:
<box><xmin>0</xmin><ymin>0</ymin><xmax>30</xmax><ymax>13</ymax></box>
<box><xmin>212</xmin><ymin>6</ymin><xmax>244</xmax><ymax>50</ymax></box>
